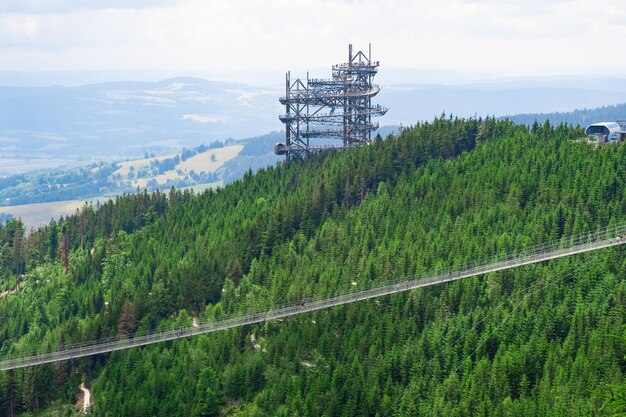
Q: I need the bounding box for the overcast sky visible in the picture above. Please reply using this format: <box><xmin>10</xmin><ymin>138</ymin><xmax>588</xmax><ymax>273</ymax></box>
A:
<box><xmin>1</xmin><ymin>0</ymin><xmax>625</xmax><ymax>81</ymax></box>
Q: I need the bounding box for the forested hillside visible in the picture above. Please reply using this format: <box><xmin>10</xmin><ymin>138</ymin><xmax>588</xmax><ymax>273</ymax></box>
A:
<box><xmin>1</xmin><ymin>117</ymin><xmax>626</xmax><ymax>416</ymax></box>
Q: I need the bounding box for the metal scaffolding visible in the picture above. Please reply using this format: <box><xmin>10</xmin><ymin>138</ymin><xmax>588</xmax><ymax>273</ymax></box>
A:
<box><xmin>276</xmin><ymin>44</ymin><xmax>388</xmax><ymax>160</ymax></box>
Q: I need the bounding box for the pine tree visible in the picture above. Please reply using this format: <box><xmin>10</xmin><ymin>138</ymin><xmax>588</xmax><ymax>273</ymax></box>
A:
<box><xmin>59</xmin><ymin>227</ymin><xmax>70</xmax><ymax>274</ymax></box>
<box><xmin>117</xmin><ymin>298</ymin><xmax>137</xmax><ymax>337</ymax></box>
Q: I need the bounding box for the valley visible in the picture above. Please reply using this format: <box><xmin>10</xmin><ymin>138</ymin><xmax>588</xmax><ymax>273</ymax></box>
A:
<box><xmin>0</xmin><ymin>136</ymin><xmax>278</xmax><ymax>227</ymax></box>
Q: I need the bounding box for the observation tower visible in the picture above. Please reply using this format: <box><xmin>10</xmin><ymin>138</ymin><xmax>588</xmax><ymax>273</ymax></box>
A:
<box><xmin>276</xmin><ymin>44</ymin><xmax>388</xmax><ymax>160</ymax></box>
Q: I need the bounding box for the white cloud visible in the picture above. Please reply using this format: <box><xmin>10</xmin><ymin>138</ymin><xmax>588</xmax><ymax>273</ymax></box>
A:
<box><xmin>181</xmin><ymin>114</ymin><xmax>228</xmax><ymax>123</ymax></box>
<box><xmin>0</xmin><ymin>14</ymin><xmax>39</xmax><ymax>44</ymax></box>
<box><xmin>0</xmin><ymin>0</ymin><xmax>624</xmax><ymax>78</ymax></box>
<box><xmin>0</xmin><ymin>0</ymin><xmax>181</xmax><ymax>13</ymax></box>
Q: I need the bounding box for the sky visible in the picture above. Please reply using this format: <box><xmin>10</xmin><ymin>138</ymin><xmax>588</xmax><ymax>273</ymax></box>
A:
<box><xmin>0</xmin><ymin>0</ymin><xmax>625</xmax><ymax>82</ymax></box>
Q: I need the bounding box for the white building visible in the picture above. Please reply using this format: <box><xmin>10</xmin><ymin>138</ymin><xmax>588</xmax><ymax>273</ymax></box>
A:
<box><xmin>585</xmin><ymin>122</ymin><xmax>624</xmax><ymax>143</ymax></box>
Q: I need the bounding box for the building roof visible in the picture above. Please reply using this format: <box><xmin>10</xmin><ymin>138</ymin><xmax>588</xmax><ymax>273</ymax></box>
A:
<box><xmin>587</xmin><ymin>122</ymin><xmax>621</xmax><ymax>130</ymax></box>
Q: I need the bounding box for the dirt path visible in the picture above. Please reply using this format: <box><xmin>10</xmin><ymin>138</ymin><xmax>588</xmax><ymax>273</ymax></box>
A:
<box><xmin>0</xmin><ymin>282</ymin><xmax>22</xmax><ymax>299</ymax></box>
<box><xmin>0</xmin><ymin>288</ymin><xmax>16</xmax><ymax>299</ymax></box>
<box><xmin>80</xmin><ymin>382</ymin><xmax>90</xmax><ymax>413</ymax></box>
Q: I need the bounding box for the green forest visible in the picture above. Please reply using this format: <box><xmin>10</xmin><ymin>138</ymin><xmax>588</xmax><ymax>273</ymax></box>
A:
<box><xmin>1</xmin><ymin>117</ymin><xmax>626</xmax><ymax>416</ymax></box>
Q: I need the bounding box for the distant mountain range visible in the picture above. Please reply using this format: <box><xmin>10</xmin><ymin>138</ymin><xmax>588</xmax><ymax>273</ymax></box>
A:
<box><xmin>1</xmin><ymin>73</ymin><xmax>626</xmax><ymax>164</ymax></box>
<box><xmin>0</xmin><ymin>77</ymin><xmax>283</xmax><ymax>159</ymax></box>
<box><xmin>383</xmin><ymin>85</ymin><xmax>626</xmax><ymax>126</ymax></box>
<box><xmin>504</xmin><ymin>102</ymin><xmax>626</xmax><ymax>127</ymax></box>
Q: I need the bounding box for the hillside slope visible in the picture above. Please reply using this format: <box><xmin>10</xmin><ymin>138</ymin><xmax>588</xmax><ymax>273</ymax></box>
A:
<box><xmin>1</xmin><ymin>118</ymin><xmax>626</xmax><ymax>416</ymax></box>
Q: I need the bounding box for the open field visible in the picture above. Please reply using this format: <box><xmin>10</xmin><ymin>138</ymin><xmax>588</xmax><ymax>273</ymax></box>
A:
<box><xmin>114</xmin><ymin>145</ymin><xmax>243</xmax><ymax>189</ymax></box>
<box><xmin>111</xmin><ymin>153</ymin><xmax>177</xmax><ymax>178</ymax></box>
<box><xmin>0</xmin><ymin>200</ymin><xmax>88</xmax><ymax>228</ymax></box>
<box><xmin>178</xmin><ymin>145</ymin><xmax>243</xmax><ymax>172</ymax></box>
<box><xmin>0</xmin><ymin>181</ymin><xmax>223</xmax><ymax>228</ymax></box>
<box><xmin>132</xmin><ymin>170</ymin><xmax>180</xmax><ymax>189</ymax></box>
<box><xmin>179</xmin><ymin>181</ymin><xmax>223</xmax><ymax>193</ymax></box>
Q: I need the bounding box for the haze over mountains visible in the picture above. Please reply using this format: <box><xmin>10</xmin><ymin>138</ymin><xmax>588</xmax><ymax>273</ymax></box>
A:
<box><xmin>505</xmin><ymin>102</ymin><xmax>626</xmax><ymax>127</ymax></box>
<box><xmin>0</xmin><ymin>77</ymin><xmax>282</xmax><ymax>160</ymax></box>
<box><xmin>382</xmin><ymin>75</ymin><xmax>626</xmax><ymax>126</ymax></box>
<box><xmin>1</xmin><ymin>71</ymin><xmax>626</xmax><ymax>169</ymax></box>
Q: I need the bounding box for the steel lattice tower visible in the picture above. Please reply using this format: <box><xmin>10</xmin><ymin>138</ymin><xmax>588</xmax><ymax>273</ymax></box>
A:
<box><xmin>276</xmin><ymin>44</ymin><xmax>388</xmax><ymax>160</ymax></box>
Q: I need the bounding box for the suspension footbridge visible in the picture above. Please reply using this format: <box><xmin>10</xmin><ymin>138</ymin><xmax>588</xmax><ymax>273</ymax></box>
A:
<box><xmin>1</xmin><ymin>223</ymin><xmax>625</xmax><ymax>371</ymax></box>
